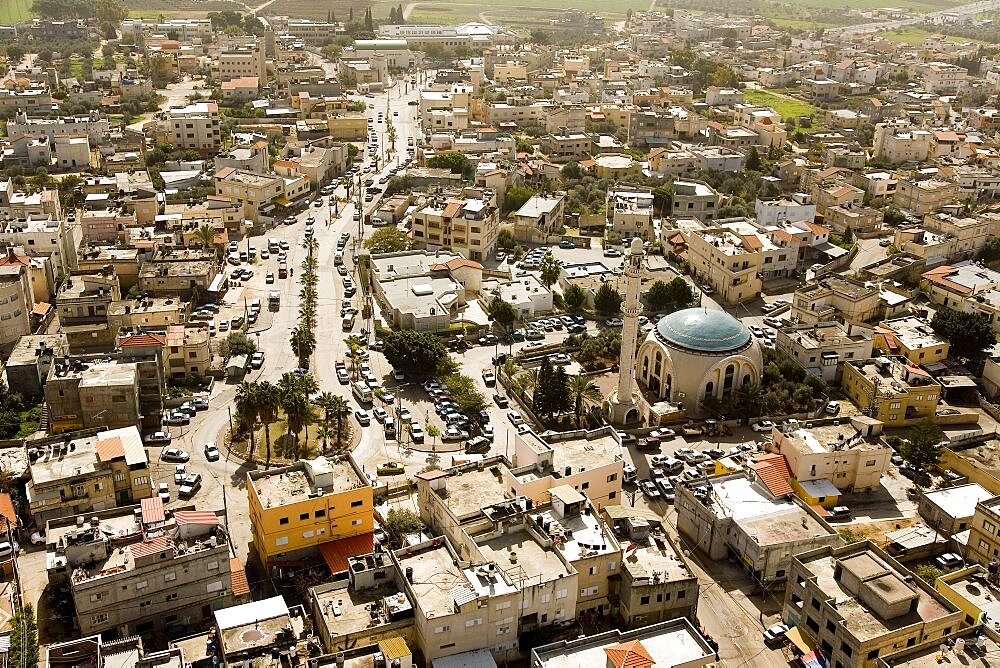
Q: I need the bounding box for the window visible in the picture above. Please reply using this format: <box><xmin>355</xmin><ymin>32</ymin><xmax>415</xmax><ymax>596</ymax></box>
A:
<box><xmin>434</xmin><ymin>625</ymin><xmax>451</xmax><ymax>634</ymax></box>
<box><xmin>641</xmin><ymin>595</ymin><xmax>650</xmax><ymax>605</ymax></box>
<box><xmin>92</xmin><ymin>613</ymin><xmax>109</xmax><ymax>625</ymax></box>
<box><xmin>496</xmin><ymin>601</ymin><xmax>511</xmax><ymax>610</ymax></box>
<box><xmin>678</xmin><ymin>590</ymin><xmax>685</xmax><ymax>599</ymax></box>
<box><xmin>826</xmin><ymin>620</ymin><xmax>836</xmax><ymax>632</ymax></box>
<box><xmin>90</xmin><ymin>592</ymin><xmax>104</xmax><ymax>602</ymax></box>
<box><xmin>352</xmin><ymin>519</ymin><xmax>363</xmax><ymax>526</ymax></box>
<box><xmin>866</xmin><ymin>459</ymin><xmax>876</xmax><ymax>466</ymax></box>
<box><xmin>299</xmin><ymin>513</ymin><xmax>309</xmax><ymax>521</ymax></box>
<box><xmin>276</xmin><ymin>536</ymin><xmax>289</xmax><ymax>546</ymax></box>
<box><xmin>207</xmin><ymin>560</ymin><xmax>219</xmax><ymax>570</ymax></box>
<box><xmin>351</xmin><ymin>500</ymin><xmax>364</xmax><ymax>507</ymax></box>
<box><xmin>556</xmin><ymin>588</ymin><xmax>567</xmax><ymax>599</ymax></box>
<box><xmin>581</xmin><ymin>586</ymin><xmax>599</xmax><ymax>596</ymax></box>
<box><xmin>164</xmin><ymin>571</ymin><xmax>177</xmax><ymax>582</ymax></box>
<box><xmin>609</xmin><ymin>491</ymin><xmax>616</xmax><ymax>499</ymax></box>
<box><xmin>497</xmin><ymin>626</ymin><xmax>510</xmax><ymax>636</ymax></box>
<box><xmin>114</xmin><ymin>472</ymin><xmax>126</xmax><ymax>482</ymax></box>
<box><xmin>465</xmin><ymin>618</ymin><xmax>482</xmax><ymax>627</ymax></box>
<box><xmin>581</xmin><ymin>482</ymin><xmax>589</xmax><ymax>490</ymax></box>
<box><xmin>607</xmin><ymin>473</ymin><xmax>617</xmax><ymax>482</ymax></box>
<box><xmin>806</xmin><ymin>616</ymin><xmax>819</xmax><ymax>632</ymax></box>
<box><xmin>135</xmin><ymin>580</ymin><xmax>148</xmax><ymax>590</ymax></box>
<box><xmin>303</xmin><ymin>530</ymin><xmax>314</xmax><ymax>538</ymax></box>
<box><xmin>207</xmin><ymin>580</ymin><xmax>224</xmax><ymax>593</ymax></box>
<box><xmin>166</xmin><ymin>593</ymin><xmax>178</xmax><ymax>601</ymax></box>
<box><xmin>440</xmin><ymin>644</ymin><xmax>455</xmax><ymax>650</ymax></box>
<box><xmin>867</xmin><ymin>650</ymin><xmax>879</xmax><ymax>660</ymax></box>
<box><xmin>315</xmin><ymin>509</ymin><xmax>326</xmax><ymax>518</ymax></box>
<box><xmin>985</xmin><ymin>521</ymin><xmax>996</xmax><ymax>534</ymax></box>
<box><xmin>279</xmin><ymin>517</ymin><xmax>289</xmax><ymax>525</ymax></box>
<box><xmin>841</xmin><ymin>642</ymin><xmax>853</xmax><ymax>657</ymax></box>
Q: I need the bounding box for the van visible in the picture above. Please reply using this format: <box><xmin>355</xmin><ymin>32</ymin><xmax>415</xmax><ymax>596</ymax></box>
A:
<box><xmin>830</xmin><ymin>506</ymin><xmax>852</xmax><ymax>520</ymax></box>
<box><xmin>384</xmin><ymin>416</ymin><xmax>396</xmax><ymax>438</ymax></box>
<box><xmin>659</xmin><ymin>458</ymin><xmax>684</xmax><ymax>474</ymax></box>
<box><xmin>343</xmin><ymin>313</ymin><xmax>355</xmax><ymax>330</ymax></box>
<box><xmin>268</xmin><ymin>291</ymin><xmax>280</xmax><ymax>310</ymax></box>
<box><xmin>268</xmin><ymin>238</ymin><xmax>280</xmax><ymax>252</ymax></box>
<box><xmin>352</xmin><ymin>381</ymin><xmax>373</xmax><ymax>403</ymax></box>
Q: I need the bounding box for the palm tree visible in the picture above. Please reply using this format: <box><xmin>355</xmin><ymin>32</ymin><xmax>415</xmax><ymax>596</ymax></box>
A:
<box><xmin>315</xmin><ymin>392</ymin><xmax>339</xmax><ymax>425</ymax></box>
<box><xmin>279</xmin><ymin>371</ymin><xmax>318</xmax><ymax>398</ymax></box>
<box><xmin>515</xmin><ymin>369</ymin><xmax>538</xmax><ymax>397</ymax></box>
<box><xmin>256</xmin><ymin>381</ymin><xmax>281</xmax><ymax>468</ymax></box>
<box><xmin>316</xmin><ymin>425</ymin><xmax>334</xmax><ymax>453</ymax></box>
<box><xmin>569</xmin><ymin>375</ymin><xmax>602</xmax><ymax>426</ymax></box>
<box><xmin>234</xmin><ymin>381</ymin><xmax>259</xmax><ymax>461</ymax></box>
<box><xmin>501</xmin><ymin>357</ymin><xmax>518</xmax><ymax>381</ymax></box>
<box><xmin>193</xmin><ymin>225</ymin><xmax>217</xmax><ymax>256</ymax></box>
<box><xmin>329</xmin><ymin>395</ymin><xmax>351</xmax><ymax>449</ymax></box>
<box><xmin>290</xmin><ymin>326</ymin><xmax>317</xmax><ymax>369</ymax></box>
<box><xmin>282</xmin><ymin>391</ymin><xmax>311</xmax><ymax>458</ymax></box>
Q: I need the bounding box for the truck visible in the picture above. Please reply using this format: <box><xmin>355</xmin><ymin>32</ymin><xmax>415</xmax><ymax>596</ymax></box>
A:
<box><xmin>268</xmin><ymin>291</ymin><xmax>280</xmax><ymax>311</ymax></box>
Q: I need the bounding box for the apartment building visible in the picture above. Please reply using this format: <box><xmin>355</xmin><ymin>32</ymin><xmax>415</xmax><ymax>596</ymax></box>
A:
<box><xmin>247</xmin><ymin>456</ymin><xmax>374</xmax><ymax>570</ymax></box>
<box><xmin>672</xmin><ymin>179</ymin><xmax>721</xmax><ymax>222</ymax></box>
<box><xmin>532</xmin><ymin>619</ymin><xmax>715</xmax><ymax>668</ymax></box>
<box><xmin>504</xmin><ymin>429</ymin><xmax>625</xmax><ymax>510</ymax></box>
<box><xmin>874</xmin><ymin>315</ymin><xmax>949</xmax><ymax>365</ymax></box>
<box><xmin>158</xmin><ymin>325</ymin><xmax>211</xmax><ymax>379</ymax></box>
<box><xmin>771</xmin><ymin>421</ymin><xmax>892</xmax><ymax>497</ymax></box>
<box><xmin>676</xmin><ymin>473</ymin><xmax>841</xmax><ymax>585</ymax></box>
<box><xmin>512</xmin><ymin>193</ymin><xmax>566</xmax><ymax>243</ymax></box>
<box><xmin>409</xmin><ymin>193</ymin><xmax>499</xmax><ymax>262</ymax></box>
<box><xmin>213</xmin><ymin>38</ymin><xmax>267</xmax><ymax>81</ymax></box>
<box><xmin>920</xmin><ymin>261</ymin><xmax>1000</xmax><ymax>308</ymax></box>
<box><xmin>0</xmin><ymin>263</ymin><xmax>34</xmax><ymax>351</ymax></box>
<box><xmin>782</xmin><ymin>542</ymin><xmax>961</xmax><ymax>668</ymax></box>
<box><xmin>214</xmin><ymin>167</ymin><xmax>284</xmax><ymax>223</ymax></box>
<box><xmin>872</xmin><ymin>125</ymin><xmax>932</xmax><ymax>163</ymax></box>
<box><xmin>921</xmin><ymin>62</ymin><xmax>968</xmax><ymax>94</ymax></box>
<box><xmin>26</xmin><ymin>427</ymin><xmax>152</xmax><ymax>525</ymax></box>
<box><xmin>47</xmin><ymin>506</ymin><xmax>239</xmax><ymax>637</ymax></box>
<box><xmin>169</xmin><ymin>102</ymin><xmax>222</xmax><ymax>151</ymax></box>
<box><xmin>963</xmin><ymin>495</ymin><xmax>1000</xmax><ymax>565</ymax></box>
<box><xmin>539</xmin><ymin>131</ymin><xmax>592</xmax><ymax>163</ymax></box>
<box><xmin>755</xmin><ymin>194</ymin><xmax>817</xmax><ymax>226</ymax></box>
<box><xmin>627</xmin><ymin>108</ymin><xmax>697</xmax><ymax>147</ymax></box>
<box><xmin>44</xmin><ymin>356</ymin><xmax>143</xmax><ymax>432</ymax></box>
<box><xmin>812</xmin><ymin>180</ymin><xmax>865</xmax><ymax>214</ymax></box>
<box><xmin>894</xmin><ymin>177</ymin><xmax>959</xmax><ymax>215</ymax></box>
<box><xmin>606</xmin><ymin>188</ymin><xmax>655</xmax><ymax>241</ymax></box>
<box><xmin>0</xmin><ymin>214</ymin><xmax>79</xmax><ymax>276</ymax></box>
<box><xmin>841</xmin><ymin>357</ymin><xmax>942</xmax><ymax>427</ymax></box>
<box><xmin>687</xmin><ymin>226</ymin><xmax>762</xmax><ymax>304</ymax></box>
<box><xmin>791</xmin><ymin>276</ymin><xmax>881</xmax><ymax>326</ymax></box>
<box><xmin>777</xmin><ymin>321</ymin><xmax>874</xmax><ymax>383</ymax></box>
<box><xmin>602</xmin><ymin>506</ymin><xmax>700</xmax><ymax>626</ymax></box>
<box><xmin>138</xmin><ymin>249</ymin><xmax>217</xmax><ymax>300</ymax></box>
<box><xmin>6</xmin><ymin>109</ymin><xmax>110</xmax><ymax>143</ymax></box>
<box><xmin>923</xmin><ymin>211</ymin><xmax>1000</xmax><ymax>258</ymax></box>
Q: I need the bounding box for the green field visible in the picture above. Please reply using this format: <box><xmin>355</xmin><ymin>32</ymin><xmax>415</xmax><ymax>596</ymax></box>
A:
<box><xmin>766</xmin><ymin>0</ymin><xmax>959</xmax><ymax>10</ymax></box>
<box><xmin>876</xmin><ymin>27</ymin><xmax>986</xmax><ymax>44</ymax></box>
<box><xmin>0</xmin><ymin>0</ymin><xmax>34</xmax><ymax>24</ymax></box>
<box><xmin>768</xmin><ymin>17</ymin><xmax>841</xmax><ymax>29</ymax></box>
<box><xmin>743</xmin><ymin>89</ymin><xmax>819</xmax><ymax>122</ymax></box>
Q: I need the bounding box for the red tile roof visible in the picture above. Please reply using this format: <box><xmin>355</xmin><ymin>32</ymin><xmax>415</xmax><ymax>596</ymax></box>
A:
<box><xmin>0</xmin><ymin>493</ymin><xmax>17</xmax><ymax>530</ymax></box>
<box><xmin>230</xmin><ymin>557</ymin><xmax>250</xmax><ymax>597</ymax></box>
<box><xmin>319</xmin><ymin>532</ymin><xmax>375</xmax><ymax>574</ymax></box>
<box><xmin>750</xmin><ymin>453</ymin><xmax>794</xmax><ymax>498</ymax></box>
<box><xmin>141</xmin><ymin>496</ymin><xmax>165</xmax><ymax>525</ymax></box>
<box><xmin>119</xmin><ymin>333</ymin><xmax>166</xmax><ymax>348</ymax></box>
<box><xmin>604</xmin><ymin>640</ymin><xmax>655</xmax><ymax>668</ymax></box>
<box><xmin>95</xmin><ymin>436</ymin><xmax>125</xmax><ymax>462</ymax></box>
<box><xmin>129</xmin><ymin>535</ymin><xmax>173</xmax><ymax>560</ymax></box>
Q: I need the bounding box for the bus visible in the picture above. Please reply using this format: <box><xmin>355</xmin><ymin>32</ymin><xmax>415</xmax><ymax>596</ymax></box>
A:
<box><xmin>352</xmin><ymin>381</ymin><xmax>372</xmax><ymax>404</ymax></box>
<box><xmin>278</xmin><ymin>262</ymin><xmax>287</xmax><ymax>279</ymax></box>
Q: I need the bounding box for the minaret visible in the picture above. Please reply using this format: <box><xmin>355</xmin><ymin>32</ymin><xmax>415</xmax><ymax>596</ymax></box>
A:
<box><xmin>608</xmin><ymin>237</ymin><xmax>643</xmax><ymax>424</ymax></box>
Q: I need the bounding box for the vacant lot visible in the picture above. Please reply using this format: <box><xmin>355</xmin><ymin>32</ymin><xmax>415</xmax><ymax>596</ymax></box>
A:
<box><xmin>743</xmin><ymin>89</ymin><xmax>819</xmax><ymax>122</ymax></box>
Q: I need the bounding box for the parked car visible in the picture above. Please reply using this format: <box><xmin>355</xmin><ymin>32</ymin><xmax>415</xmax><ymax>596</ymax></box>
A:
<box><xmin>144</xmin><ymin>431</ymin><xmax>172</xmax><ymax>444</ymax></box>
<box><xmin>605</xmin><ymin>318</ymin><xmax>624</xmax><ymax>327</ymax></box>
<box><xmin>763</xmin><ymin>624</ymin><xmax>790</xmax><ymax>647</ymax></box>
<box><xmin>825</xmin><ymin>401</ymin><xmax>841</xmax><ymax>415</ymax></box>
<box><xmin>192</xmin><ymin>398</ymin><xmax>209</xmax><ymax>411</ymax></box>
<box><xmin>640</xmin><ymin>480</ymin><xmax>661</xmax><ymax>500</ymax></box>
<box><xmin>174</xmin><ymin>464</ymin><xmax>187</xmax><ymax>484</ymax></box>
<box><xmin>507</xmin><ymin>410</ymin><xmax>524</xmax><ymax>425</ymax></box>
<box><xmin>377</xmin><ymin>462</ymin><xmax>405</xmax><ymax>476</ymax></box>
<box><xmin>482</xmin><ymin>370</ymin><xmax>496</xmax><ymax>385</ymax></box>
<box><xmin>441</xmin><ymin>427</ymin><xmax>470</xmax><ymax>442</ymax></box>
<box><xmin>250</xmin><ymin>352</ymin><xmax>265</xmax><ymax>369</ymax></box>
<box><xmin>179</xmin><ymin>473</ymin><xmax>202</xmax><ymax>498</ymax></box>
<box><xmin>751</xmin><ymin>420</ymin><xmax>775</xmax><ymax>432</ymax></box>
<box><xmin>161</xmin><ymin>447</ymin><xmax>190</xmax><ymax>463</ymax></box>
<box><xmin>465</xmin><ymin>436</ymin><xmax>490</xmax><ymax>454</ymax></box>
<box><xmin>163</xmin><ymin>411</ymin><xmax>190</xmax><ymax>426</ymax></box>
<box><xmin>410</xmin><ymin>422</ymin><xmax>424</xmax><ymax>443</ymax></box>
<box><xmin>204</xmin><ymin>442</ymin><xmax>221</xmax><ymax>461</ymax></box>
<box><xmin>935</xmin><ymin>552</ymin><xmax>963</xmax><ymax>569</ymax></box>
<box><xmin>157</xmin><ymin>483</ymin><xmax>170</xmax><ymax>503</ymax></box>
<box><xmin>494</xmin><ymin>393</ymin><xmax>509</xmax><ymax>407</ymax></box>
<box><xmin>355</xmin><ymin>409</ymin><xmax>371</xmax><ymax>426</ymax></box>
<box><xmin>829</xmin><ymin>506</ymin><xmax>852</xmax><ymax>520</ymax></box>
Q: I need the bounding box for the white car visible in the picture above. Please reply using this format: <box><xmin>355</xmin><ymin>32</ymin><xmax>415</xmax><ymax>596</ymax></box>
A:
<box><xmin>751</xmin><ymin>420</ymin><xmax>775</xmax><ymax>432</ymax></box>
<box><xmin>507</xmin><ymin>410</ymin><xmax>524</xmax><ymax>425</ymax></box>
<box><xmin>410</xmin><ymin>422</ymin><xmax>424</xmax><ymax>443</ymax></box>
<box><xmin>157</xmin><ymin>483</ymin><xmax>170</xmax><ymax>502</ymax></box>
<box><xmin>144</xmin><ymin>431</ymin><xmax>172</xmax><ymax>444</ymax></box>
<box><xmin>204</xmin><ymin>442</ymin><xmax>221</xmax><ymax>461</ymax></box>
<box><xmin>393</xmin><ymin>370</ymin><xmax>405</xmax><ymax>381</ymax></box>
<box><xmin>482</xmin><ymin>371</ymin><xmax>496</xmax><ymax>385</ymax></box>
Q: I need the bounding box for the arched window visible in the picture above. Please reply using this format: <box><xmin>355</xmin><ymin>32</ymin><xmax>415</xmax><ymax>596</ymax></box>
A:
<box><xmin>654</xmin><ymin>352</ymin><xmax>662</xmax><ymax>376</ymax></box>
<box><xmin>641</xmin><ymin>356</ymin><xmax>649</xmax><ymax>379</ymax></box>
<box><xmin>742</xmin><ymin>373</ymin><xmax>752</xmax><ymax>387</ymax></box>
<box><xmin>723</xmin><ymin>364</ymin><xmax>736</xmax><ymax>394</ymax></box>
<box><xmin>704</xmin><ymin>381</ymin><xmax>714</xmax><ymax>400</ymax></box>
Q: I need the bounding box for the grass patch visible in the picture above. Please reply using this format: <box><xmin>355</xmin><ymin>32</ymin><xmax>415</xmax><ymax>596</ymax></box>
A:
<box><xmin>243</xmin><ymin>409</ymin><xmax>352</xmax><ymax>462</ymax></box>
<box><xmin>0</xmin><ymin>0</ymin><xmax>33</xmax><ymax>23</ymax></box>
<box><xmin>876</xmin><ymin>27</ymin><xmax>986</xmax><ymax>44</ymax></box>
<box><xmin>744</xmin><ymin>89</ymin><xmax>820</xmax><ymax>122</ymax></box>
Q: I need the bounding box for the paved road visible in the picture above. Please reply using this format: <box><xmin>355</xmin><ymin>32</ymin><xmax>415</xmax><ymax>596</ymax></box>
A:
<box><xmin>827</xmin><ymin>0</ymin><xmax>1000</xmax><ymax>36</ymax></box>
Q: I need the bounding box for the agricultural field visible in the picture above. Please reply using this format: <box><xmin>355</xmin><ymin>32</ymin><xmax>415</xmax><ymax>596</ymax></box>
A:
<box><xmin>0</xmin><ymin>0</ymin><xmax>34</xmax><ymax>23</ymax></box>
<box><xmin>775</xmin><ymin>0</ymin><xmax>959</xmax><ymax>10</ymax></box>
<box><xmin>743</xmin><ymin>89</ymin><xmax>820</xmax><ymax>123</ymax></box>
<box><xmin>123</xmin><ymin>0</ymin><xmax>243</xmax><ymax>18</ymax></box>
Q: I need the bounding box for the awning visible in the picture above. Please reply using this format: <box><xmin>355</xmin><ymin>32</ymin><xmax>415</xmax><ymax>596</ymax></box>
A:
<box><xmin>273</xmin><ymin>196</ymin><xmax>292</xmax><ymax>206</ymax></box>
<box><xmin>802</xmin><ymin>650</ymin><xmax>827</xmax><ymax>668</ymax></box>
<box><xmin>318</xmin><ymin>531</ymin><xmax>375</xmax><ymax>574</ymax></box>
<box><xmin>786</xmin><ymin>627</ymin><xmax>815</xmax><ymax>654</ymax></box>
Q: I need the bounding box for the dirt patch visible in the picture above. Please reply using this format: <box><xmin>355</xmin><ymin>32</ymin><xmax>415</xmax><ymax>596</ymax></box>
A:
<box><xmin>845</xmin><ymin>516</ymin><xmax>920</xmax><ymax>542</ymax></box>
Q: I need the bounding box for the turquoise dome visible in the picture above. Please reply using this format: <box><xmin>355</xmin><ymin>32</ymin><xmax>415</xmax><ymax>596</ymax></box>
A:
<box><xmin>655</xmin><ymin>308</ymin><xmax>751</xmax><ymax>353</ymax></box>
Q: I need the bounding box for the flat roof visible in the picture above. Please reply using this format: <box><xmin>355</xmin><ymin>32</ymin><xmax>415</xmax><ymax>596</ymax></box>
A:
<box><xmin>396</xmin><ymin>544</ymin><xmax>469</xmax><ymax>619</ymax></box>
<box><xmin>439</xmin><ymin>465</ymin><xmax>507</xmax><ymax>519</ymax></box>
<box><xmin>250</xmin><ymin>457</ymin><xmax>365</xmax><ymax>507</ymax></box>
<box><xmin>923</xmin><ymin>483</ymin><xmax>992</xmax><ymax>520</ymax></box>
<box><xmin>533</xmin><ymin>618</ymin><xmax>713</xmax><ymax>668</ymax></box>
<box><xmin>476</xmin><ymin>528</ymin><xmax>571</xmax><ymax>584</ymax></box>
